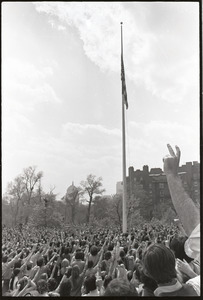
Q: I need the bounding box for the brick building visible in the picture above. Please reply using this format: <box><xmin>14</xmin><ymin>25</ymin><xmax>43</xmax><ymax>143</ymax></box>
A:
<box><xmin>117</xmin><ymin>161</ymin><xmax>200</xmax><ymax>207</ymax></box>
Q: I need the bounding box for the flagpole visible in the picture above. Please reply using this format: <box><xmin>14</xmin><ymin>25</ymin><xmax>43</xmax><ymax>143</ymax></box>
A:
<box><xmin>121</xmin><ymin>22</ymin><xmax>127</xmax><ymax>233</ymax></box>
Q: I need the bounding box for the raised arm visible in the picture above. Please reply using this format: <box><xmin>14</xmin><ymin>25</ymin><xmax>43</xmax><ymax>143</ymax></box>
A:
<box><xmin>93</xmin><ymin>244</ymin><xmax>105</xmax><ymax>274</ymax></box>
<box><xmin>17</xmin><ymin>279</ymin><xmax>37</xmax><ymax>297</ymax></box>
<box><xmin>79</xmin><ymin>248</ymin><xmax>89</xmax><ymax>279</ymax></box>
<box><xmin>49</xmin><ymin>259</ymin><xmax>58</xmax><ymax>279</ymax></box>
<box><xmin>21</xmin><ymin>244</ymin><xmax>38</xmax><ymax>268</ymax></box>
<box><xmin>4</xmin><ymin>249</ymin><xmax>24</xmax><ymax>272</ymax></box>
<box><xmin>30</xmin><ymin>248</ymin><xmax>41</xmax><ymax>266</ymax></box>
<box><xmin>108</xmin><ymin>247</ymin><xmax>118</xmax><ymax>277</ymax></box>
<box><xmin>98</xmin><ymin>238</ymin><xmax>108</xmax><ymax>255</ymax></box>
<box><xmin>163</xmin><ymin>144</ymin><xmax>200</xmax><ymax>236</ymax></box>
<box><xmin>55</xmin><ymin>267</ymin><xmax>68</xmax><ymax>294</ymax></box>
<box><xmin>47</xmin><ymin>253</ymin><xmax>57</xmax><ymax>266</ymax></box>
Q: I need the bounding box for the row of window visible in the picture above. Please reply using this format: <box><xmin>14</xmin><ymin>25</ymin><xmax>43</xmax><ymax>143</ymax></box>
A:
<box><xmin>148</xmin><ymin>190</ymin><xmax>164</xmax><ymax>196</ymax></box>
<box><xmin>133</xmin><ymin>181</ymin><xmax>198</xmax><ymax>189</ymax></box>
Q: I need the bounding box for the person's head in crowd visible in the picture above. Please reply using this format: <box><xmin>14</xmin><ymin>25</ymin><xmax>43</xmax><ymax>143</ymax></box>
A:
<box><xmin>103</xmin><ymin>275</ymin><xmax>113</xmax><ymax>290</ymax></box>
<box><xmin>101</xmin><ymin>271</ymin><xmax>107</xmax><ymax>280</ymax></box>
<box><xmin>119</xmin><ymin>249</ymin><xmax>126</xmax><ymax>259</ymax></box>
<box><xmin>143</xmin><ymin>243</ymin><xmax>176</xmax><ymax>284</ymax></box>
<box><xmin>19</xmin><ymin>251</ymin><xmax>24</xmax><ymax>259</ymax></box>
<box><xmin>14</xmin><ymin>259</ymin><xmax>22</xmax><ymax>269</ymax></box>
<box><xmin>2</xmin><ymin>255</ymin><xmax>8</xmax><ymax>263</ymax></box>
<box><xmin>83</xmin><ymin>275</ymin><xmax>97</xmax><ymax>294</ymax></box>
<box><xmin>47</xmin><ymin>278</ymin><xmax>58</xmax><ymax>292</ymax></box>
<box><xmin>134</xmin><ymin>262</ymin><xmax>143</xmax><ymax>282</ymax></box>
<box><xmin>64</xmin><ymin>247</ymin><xmax>70</xmax><ymax>255</ymax></box>
<box><xmin>104</xmin><ymin>251</ymin><xmax>111</xmax><ymax>261</ymax></box>
<box><xmin>18</xmin><ymin>276</ymin><xmax>28</xmax><ymax>291</ymax></box>
<box><xmin>90</xmin><ymin>245</ymin><xmax>98</xmax><ymax>256</ymax></box>
<box><xmin>104</xmin><ymin>278</ymin><xmax>138</xmax><ymax>296</ymax></box>
<box><xmin>72</xmin><ymin>265</ymin><xmax>80</xmax><ymax>281</ymax></box>
<box><xmin>139</xmin><ymin>267</ymin><xmax>158</xmax><ymax>292</ymax></box>
<box><xmin>10</xmin><ymin>268</ymin><xmax>21</xmax><ymax>290</ymax></box>
<box><xmin>25</xmin><ymin>248</ymin><xmax>30</xmax><ymax>256</ymax></box>
<box><xmin>37</xmin><ymin>279</ymin><xmax>48</xmax><ymax>295</ymax></box>
<box><xmin>134</xmin><ymin>241</ymin><xmax>139</xmax><ymax>249</ymax></box>
<box><xmin>87</xmin><ymin>260</ymin><xmax>94</xmax><ymax>269</ymax></box>
<box><xmin>17</xmin><ymin>249</ymin><xmax>22</xmax><ymax>254</ymax></box>
<box><xmin>169</xmin><ymin>236</ymin><xmax>193</xmax><ymax>263</ymax></box>
<box><xmin>117</xmin><ymin>257</ymin><xmax>124</xmax><ymax>265</ymax></box>
<box><xmin>40</xmin><ymin>273</ymin><xmax>48</xmax><ymax>281</ymax></box>
<box><xmin>75</xmin><ymin>251</ymin><xmax>84</xmax><ymax>260</ymax></box>
<box><xmin>59</xmin><ymin>279</ymin><xmax>72</xmax><ymax>296</ymax></box>
<box><xmin>26</xmin><ymin>262</ymin><xmax>33</xmax><ymax>271</ymax></box>
<box><xmin>80</xmin><ymin>240</ymin><xmax>87</xmax><ymax>247</ymax></box>
<box><xmin>108</xmin><ymin>243</ymin><xmax>114</xmax><ymax>251</ymax></box>
<box><xmin>43</xmin><ymin>254</ymin><xmax>48</xmax><ymax>265</ymax></box>
<box><xmin>123</xmin><ymin>246</ymin><xmax>128</xmax><ymax>254</ymax></box>
<box><xmin>127</xmin><ymin>270</ymin><xmax>133</xmax><ymax>282</ymax></box>
<box><xmin>61</xmin><ymin>258</ymin><xmax>69</xmax><ymax>275</ymax></box>
<box><xmin>37</xmin><ymin>257</ymin><xmax>44</xmax><ymax>268</ymax></box>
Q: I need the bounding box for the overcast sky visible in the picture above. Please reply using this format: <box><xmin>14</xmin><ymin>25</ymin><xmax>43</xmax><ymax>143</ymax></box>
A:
<box><xmin>2</xmin><ymin>2</ymin><xmax>200</xmax><ymax>198</ymax></box>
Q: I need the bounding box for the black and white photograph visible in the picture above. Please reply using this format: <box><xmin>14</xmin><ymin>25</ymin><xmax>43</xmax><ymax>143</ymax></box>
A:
<box><xmin>2</xmin><ymin>1</ymin><xmax>200</xmax><ymax>297</ymax></box>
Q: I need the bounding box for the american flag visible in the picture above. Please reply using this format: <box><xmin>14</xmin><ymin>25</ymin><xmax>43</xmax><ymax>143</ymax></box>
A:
<box><xmin>121</xmin><ymin>54</ymin><xmax>128</xmax><ymax>109</ymax></box>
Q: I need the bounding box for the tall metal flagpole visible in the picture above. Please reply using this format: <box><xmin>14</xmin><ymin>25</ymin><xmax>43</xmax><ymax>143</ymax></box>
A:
<box><xmin>121</xmin><ymin>22</ymin><xmax>127</xmax><ymax>233</ymax></box>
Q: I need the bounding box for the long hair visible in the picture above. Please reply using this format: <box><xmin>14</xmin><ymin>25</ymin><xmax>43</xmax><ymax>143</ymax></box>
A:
<box><xmin>143</xmin><ymin>243</ymin><xmax>176</xmax><ymax>284</ymax></box>
<box><xmin>169</xmin><ymin>236</ymin><xmax>193</xmax><ymax>263</ymax></box>
<box><xmin>71</xmin><ymin>265</ymin><xmax>80</xmax><ymax>287</ymax></box>
<box><xmin>37</xmin><ymin>279</ymin><xmax>48</xmax><ymax>294</ymax></box>
<box><xmin>9</xmin><ymin>268</ymin><xmax>20</xmax><ymax>290</ymax></box>
<box><xmin>18</xmin><ymin>277</ymin><xmax>28</xmax><ymax>291</ymax></box>
<box><xmin>59</xmin><ymin>279</ymin><xmax>72</xmax><ymax>296</ymax></box>
<box><xmin>83</xmin><ymin>275</ymin><xmax>96</xmax><ymax>294</ymax></box>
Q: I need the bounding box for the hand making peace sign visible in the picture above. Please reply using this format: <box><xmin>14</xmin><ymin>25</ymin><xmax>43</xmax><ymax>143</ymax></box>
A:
<box><xmin>163</xmin><ymin>144</ymin><xmax>181</xmax><ymax>176</ymax></box>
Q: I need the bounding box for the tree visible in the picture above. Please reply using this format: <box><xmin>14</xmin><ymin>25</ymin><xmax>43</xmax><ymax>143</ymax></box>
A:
<box><xmin>161</xmin><ymin>207</ymin><xmax>177</xmax><ymax>224</ymax></box>
<box><xmin>29</xmin><ymin>200</ymin><xmax>63</xmax><ymax>228</ymax></box>
<box><xmin>80</xmin><ymin>174</ymin><xmax>105</xmax><ymax>224</ymax></box>
<box><xmin>22</xmin><ymin>166</ymin><xmax>43</xmax><ymax>224</ymax></box>
<box><xmin>3</xmin><ymin>166</ymin><xmax>43</xmax><ymax>226</ymax></box>
<box><xmin>2</xmin><ymin>196</ymin><xmax>13</xmax><ymax>227</ymax></box>
<box><xmin>75</xmin><ymin>203</ymin><xmax>88</xmax><ymax>224</ymax></box>
<box><xmin>152</xmin><ymin>197</ymin><xmax>175</xmax><ymax>222</ymax></box>
<box><xmin>92</xmin><ymin>195</ymin><xmax>109</xmax><ymax>221</ymax></box>
<box><xmin>108</xmin><ymin>194</ymin><xmax>122</xmax><ymax>231</ymax></box>
<box><xmin>128</xmin><ymin>183</ymin><xmax>153</xmax><ymax>221</ymax></box>
<box><xmin>6</xmin><ymin>175</ymin><xmax>26</xmax><ymax>226</ymax></box>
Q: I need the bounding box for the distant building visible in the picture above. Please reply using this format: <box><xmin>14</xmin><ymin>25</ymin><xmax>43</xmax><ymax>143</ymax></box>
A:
<box><xmin>123</xmin><ymin>162</ymin><xmax>200</xmax><ymax>207</ymax></box>
<box><xmin>116</xmin><ymin>181</ymin><xmax>123</xmax><ymax>194</ymax></box>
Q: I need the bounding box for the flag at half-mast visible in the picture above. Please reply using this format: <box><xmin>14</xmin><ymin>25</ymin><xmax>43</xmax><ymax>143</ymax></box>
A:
<box><xmin>121</xmin><ymin>49</ymin><xmax>128</xmax><ymax>109</ymax></box>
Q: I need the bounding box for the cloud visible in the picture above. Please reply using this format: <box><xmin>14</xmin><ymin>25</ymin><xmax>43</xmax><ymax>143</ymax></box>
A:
<box><xmin>58</xmin><ymin>25</ymin><xmax>66</xmax><ymax>31</ymax></box>
<box><xmin>48</xmin><ymin>18</ymin><xmax>66</xmax><ymax>31</ymax></box>
<box><xmin>129</xmin><ymin>120</ymin><xmax>199</xmax><ymax>150</ymax></box>
<box><xmin>3</xmin><ymin>58</ymin><xmax>61</xmax><ymax>114</ymax></box>
<box><xmin>62</xmin><ymin>122</ymin><xmax>121</xmax><ymax>138</ymax></box>
<box><xmin>127</xmin><ymin>120</ymin><xmax>199</xmax><ymax>168</ymax></box>
<box><xmin>33</xmin><ymin>2</ymin><xmax>199</xmax><ymax>104</ymax></box>
<box><xmin>2</xmin><ymin>121</ymin><xmax>123</xmax><ymax>195</ymax></box>
<box><xmin>61</xmin><ymin>122</ymin><xmax>121</xmax><ymax>159</ymax></box>
<box><xmin>2</xmin><ymin>57</ymin><xmax>62</xmax><ymax>152</ymax></box>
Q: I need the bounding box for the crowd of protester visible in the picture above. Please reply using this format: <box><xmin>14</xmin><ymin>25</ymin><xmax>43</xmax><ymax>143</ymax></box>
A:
<box><xmin>2</xmin><ymin>145</ymin><xmax>200</xmax><ymax>296</ymax></box>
